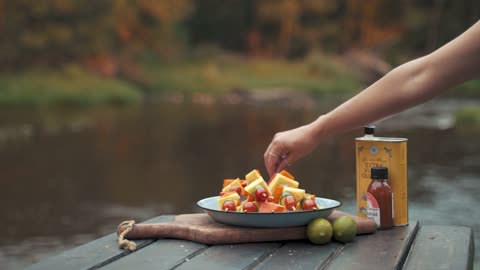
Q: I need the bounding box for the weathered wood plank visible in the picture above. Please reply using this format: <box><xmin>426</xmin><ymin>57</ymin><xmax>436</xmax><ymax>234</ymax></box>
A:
<box><xmin>403</xmin><ymin>225</ymin><xmax>474</xmax><ymax>270</ymax></box>
<box><xmin>25</xmin><ymin>215</ymin><xmax>175</xmax><ymax>270</ymax></box>
<box><xmin>99</xmin><ymin>239</ymin><xmax>207</xmax><ymax>270</ymax></box>
<box><xmin>324</xmin><ymin>221</ymin><xmax>419</xmax><ymax>270</ymax></box>
<box><xmin>174</xmin><ymin>243</ymin><xmax>281</xmax><ymax>270</ymax></box>
<box><xmin>253</xmin><ymin>240</ymin><xmax>342</xmax><ymax>270</ymax></box>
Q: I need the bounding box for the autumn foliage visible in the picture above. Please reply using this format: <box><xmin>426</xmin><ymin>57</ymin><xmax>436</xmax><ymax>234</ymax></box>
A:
<box><xmin>0</xmin><ymin>0</ymin><xmax>478</xmax><ymax>73</ymax></box>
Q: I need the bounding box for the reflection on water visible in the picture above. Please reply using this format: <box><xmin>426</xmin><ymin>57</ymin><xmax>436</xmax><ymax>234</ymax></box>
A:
<box><xmin>0</xmin><ymin>99</ymin><xmax>478</xmax><ymax>269</ymax></box>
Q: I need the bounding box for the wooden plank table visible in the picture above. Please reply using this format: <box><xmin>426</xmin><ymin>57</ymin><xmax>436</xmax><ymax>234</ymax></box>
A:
<box><xmin>26</xmin><ymin>215</ymin><xmax>474</xmax><ymax>270</ymax></box>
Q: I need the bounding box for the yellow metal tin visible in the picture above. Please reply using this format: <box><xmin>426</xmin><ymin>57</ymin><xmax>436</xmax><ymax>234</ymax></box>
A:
<box><xmin>356</xmin><ymin>136</ymin><xmax>408</xmax><ymax>226</ymax></box>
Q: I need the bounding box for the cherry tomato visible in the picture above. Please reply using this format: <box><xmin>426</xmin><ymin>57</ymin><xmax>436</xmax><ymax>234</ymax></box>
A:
<box><xmin>302</xmin><ymin>199</ymin><xmax>318</xmax><ymax>210</ymax></box>
<box><xmin>254</xmin><ymin>187</ymin><xmax>268</xmax><ymax>202</ymax></box>
<box><xmin>280</xmin><ymin>195</ymin><xmax>297</xmax><ymax>211</ymax></box>
<box><xmin>222</xmin><ymin>200</ymin><xmax>236</xmax><ymax>211</ymax></box>
<box><xmin>243</xmin><ymin>202</ymin><xmax>258</xmax><ymax>212</ymax></box>
<box><xmin>229</xmin><ymin>185</ymin><xmax>242</xmax><ymax>196</ymax></box>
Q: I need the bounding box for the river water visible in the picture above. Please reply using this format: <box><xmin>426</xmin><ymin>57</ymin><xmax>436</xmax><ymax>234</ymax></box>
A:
<box><xmin>0</xmin><ymin>98</ymin><xmax>478</xmax><ymax>269</ymax></box>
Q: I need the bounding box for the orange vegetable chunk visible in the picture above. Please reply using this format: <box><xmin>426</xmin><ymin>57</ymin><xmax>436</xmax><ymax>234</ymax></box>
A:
<box><xmin>259</xmin><ymin>202</ymin><xmax>285</xmax><ymax>213</ymax></box>
<box><xmin>280</xmin><ymin>170</ymin><xmax>295</xmax><ymax>179</ymax></box>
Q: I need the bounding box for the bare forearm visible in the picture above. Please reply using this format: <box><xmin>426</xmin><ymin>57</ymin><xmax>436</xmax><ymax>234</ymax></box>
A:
<box><xmin>264</xmin><ymin>21</ymin><xmax>480</xmax><ymax>175</ymax></box>
<box><xmin>310</xmin><ymin>20</ymin><xmax>480</xmax><ymax>140</ymax></box>
<box><xmin>311</xmin><ymin>56</ymin><xmax>438</xmax><ymax>138</ymax></box>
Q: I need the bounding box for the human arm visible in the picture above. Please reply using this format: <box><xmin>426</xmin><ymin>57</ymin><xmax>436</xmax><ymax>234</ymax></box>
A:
<box><xmin>264</xmin><ymin>20</ymin><xmax>480</xmax><ymax>177</ymax></box>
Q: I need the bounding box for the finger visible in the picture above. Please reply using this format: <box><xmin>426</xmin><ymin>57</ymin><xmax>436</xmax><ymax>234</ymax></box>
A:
<box><xmin>264</xmin><ymin>145</ymin><xmax>272</xmax><ymax>170</ymax></box>
<box><xmin>264</xmin><ymin>146</ymin><xmax>281</xmax><ymax>178</ymax></box>
<box><xmin>275</xmin><ymin>156</ymin><xmax>291</xmax><ymax>173</ymax></box>
<box><xmin>264</xmin><ymin>145</ymin><xmax>274</xmax><ymax>161</ymax></box>
<box><xmin>265</xmin><ymin>152</ymin><xmax>281</xmax><ymax>178</ymax></box>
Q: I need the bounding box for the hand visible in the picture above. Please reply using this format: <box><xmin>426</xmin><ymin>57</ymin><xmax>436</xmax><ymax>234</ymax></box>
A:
<box><xmin>264</xmin><ymin>123</ymin><xmax>319</xmax><ymax>178</ymax></box>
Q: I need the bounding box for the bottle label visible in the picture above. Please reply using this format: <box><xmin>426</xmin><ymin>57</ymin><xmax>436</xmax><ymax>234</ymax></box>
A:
<box><xmin>366</xmin><ymin>192</ymin><xmax>380</xmax><ymax>227</ymax></box>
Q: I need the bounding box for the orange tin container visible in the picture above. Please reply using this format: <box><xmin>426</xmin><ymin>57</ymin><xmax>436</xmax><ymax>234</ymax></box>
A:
<box><xmin>355</xmin><ymin>126</ymin><xmax>408</xmax><ymax>226</ymax></box>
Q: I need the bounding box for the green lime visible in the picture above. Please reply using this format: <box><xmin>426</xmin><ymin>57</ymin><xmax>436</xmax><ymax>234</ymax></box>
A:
<box><xmin>332</xmin><ymin>216</ymin><xmax>357</xmax><ymax>243</ymax></box>
<box><xmin>306</xmin><ymin>218</ymin><xmax>333</xmax><ymax>245</ymax></box>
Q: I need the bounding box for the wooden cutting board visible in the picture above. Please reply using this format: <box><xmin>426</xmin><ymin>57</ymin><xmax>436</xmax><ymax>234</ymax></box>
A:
<box><xmin>117</xmin><ymin>210</ymin><xmax>377</xmax><ymax>245</ymax></box>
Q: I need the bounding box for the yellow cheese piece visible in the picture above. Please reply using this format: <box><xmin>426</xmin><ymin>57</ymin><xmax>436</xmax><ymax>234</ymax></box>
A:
<box><xmin>282</xmin><ymin>186</ymin><xmax>305</xmax><ymax>202</ymax></box>
<box><xmin>236</xmin><ymin>201</ymin><xmax>245</xmax><ymax>212</ymax></box>
<box><xmin>222</xmin><ymin>178</ymin><xmax>242</xmax><ymax>192</ymax></box>
<box><xmin>244</xmin><ymin>178</ymin><xmax>269</xmax><ymax>196</ymax></box>
<box><xmin>217</xmin><ymin>192</ymin><xmax>241</xmax><ymax>210</ymax></box>
<box><xmin>267</xmin><ymin>174</ymin><xmax>299</xmax><ymax>195</ymax></box>
<box><xmin>245</xmin><ymin>169</ymin><xmax>263</xmax><ymax>184</ymax></box>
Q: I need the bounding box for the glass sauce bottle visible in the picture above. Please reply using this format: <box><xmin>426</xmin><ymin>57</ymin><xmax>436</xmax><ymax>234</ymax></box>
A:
<box><xmin>367</xmin><ymin>167</ymin><xmax>393</xmax><ymax>229</ymax></box>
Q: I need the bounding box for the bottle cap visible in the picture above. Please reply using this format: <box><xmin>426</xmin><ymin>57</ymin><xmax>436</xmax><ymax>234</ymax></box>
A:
<box><xmin>371</xmin><ymin>167</ymin><xmax>388</xmax><ymax>179</ymax></box>
<box><xmin>364</xmin><ymin>125</ymin><xmax>375</xmax><ymax>135</ymax></box>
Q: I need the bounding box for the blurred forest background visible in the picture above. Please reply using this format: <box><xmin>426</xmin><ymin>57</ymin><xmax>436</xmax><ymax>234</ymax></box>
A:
<box><xmin>1</xmin><ymin>2</ymin><xmax>480</xmax><ymax>269</ymax></box>
<box><xmin>0</xmin><ymin>0</ymin><xmax>479</xmax><ymax>107</ymax></box>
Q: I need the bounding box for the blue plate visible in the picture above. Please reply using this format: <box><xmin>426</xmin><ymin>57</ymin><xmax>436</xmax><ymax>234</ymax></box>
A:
<box><xmin>197</xmin><ymin>196</ymin><xmax>342</xmax><ymax>228</ymax></box>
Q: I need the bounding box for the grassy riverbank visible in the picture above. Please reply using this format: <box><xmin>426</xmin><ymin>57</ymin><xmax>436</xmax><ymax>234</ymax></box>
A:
<box><xmin>456</xmin><ymin>105</ymin><xmax>480</xmax><ymax>125</ymax></box>
<box><xmin>0</xmin><ymin>55</ymin><xmax>479</xmax><ymax>108</ymax></box>
<box><xmin>0</xmin><ymin>55</ymin><xmax>362</xmax><ymax>107</ymax></box>
<box><xmin>143</xmin><ymin>54</ymin><xmax>361</xmax><ymax>96</ymax></box>
<box><xmin>0</xmin><ymin>67</ymin><xmax>142</xmax><ymax>107</ymax></box>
